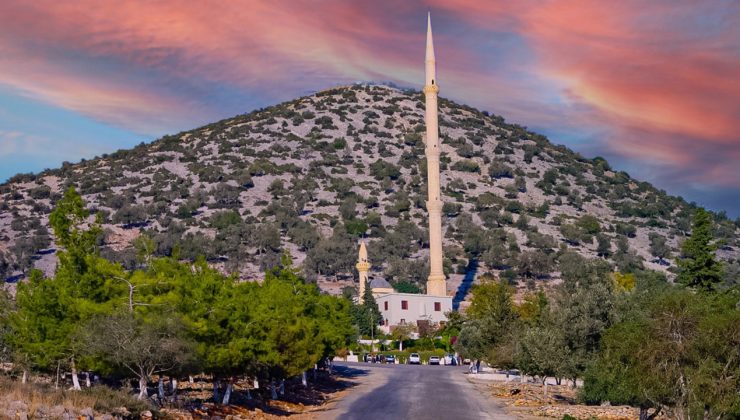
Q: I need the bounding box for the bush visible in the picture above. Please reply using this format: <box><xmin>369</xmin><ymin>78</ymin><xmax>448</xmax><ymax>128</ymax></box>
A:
<box><xmin>615</xmin><ymin>222</ymin><xmax>637</xmax><ymax>238</ymax></box>
<box><xmin>0</xmin><ymin>378</ymin><xmax>153</xmax><ymax>417</ymax></box>
<box><xmin>488</xmin><ymin>160</ymin><xmax>513</xmax><ymax>179</ymax></box>
<box><xmin>451</xmin><ymin>159</ymin><xmax>480</xmax><ymax>173</ymax></box>
<box><xmin>576</xmin><ymin>215</ymin><xmax>601</xmax><ymax>235</ymax></box>
<box><xmin>29</xmin><ymin>185</ymin><xmax>52</xmax><ymax>199</ymax></box>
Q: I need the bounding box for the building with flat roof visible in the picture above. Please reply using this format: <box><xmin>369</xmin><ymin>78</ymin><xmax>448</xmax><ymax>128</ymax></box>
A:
<box><xmin>375</xmin><ymin>292</ymin><xmax>452</xmax><ymax>328</ymax></box>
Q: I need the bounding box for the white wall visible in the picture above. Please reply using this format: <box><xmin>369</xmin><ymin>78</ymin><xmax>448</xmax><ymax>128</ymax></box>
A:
<box><xmin>375</xmin><ymin>293</ymin><xmax>452</xmax><ymax>327</ymax></box>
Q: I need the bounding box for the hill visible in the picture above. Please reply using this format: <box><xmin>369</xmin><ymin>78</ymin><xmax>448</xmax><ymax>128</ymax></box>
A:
<box><xmin>1</xmin><ymin>84</ymin><xmax>738</xmax><ymax>297</ymax></box>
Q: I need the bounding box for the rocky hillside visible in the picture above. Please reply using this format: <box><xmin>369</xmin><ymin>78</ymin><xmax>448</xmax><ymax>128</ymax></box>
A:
<box><xmin>1</xmin><ymin>84</ymin><xmax>738</xmax><ymax>296</ymax></box>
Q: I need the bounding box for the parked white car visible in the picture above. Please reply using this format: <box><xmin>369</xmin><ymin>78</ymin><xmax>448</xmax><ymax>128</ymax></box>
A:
<box><xmin>429</xmin><ymin>356</ymin><xmax>441</xmax><ymax>365</ymax></box>
<box><xmin>409</xmin><ymin>353</ymin><xmax>421</xmax><ymax>365</ymax></box>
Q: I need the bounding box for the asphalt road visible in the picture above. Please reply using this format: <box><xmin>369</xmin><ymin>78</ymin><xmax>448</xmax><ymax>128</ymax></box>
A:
<box><xmin>324</xmin><ymin>362</ymin><xmax>514</xmax><ymax>420</ymax></box>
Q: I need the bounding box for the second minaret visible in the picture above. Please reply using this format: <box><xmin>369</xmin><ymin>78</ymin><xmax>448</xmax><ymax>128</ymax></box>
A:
<box><xmin>424</xmin><ymin>14</ymin><xmax>446</xmax><ymax>297</ymax></box>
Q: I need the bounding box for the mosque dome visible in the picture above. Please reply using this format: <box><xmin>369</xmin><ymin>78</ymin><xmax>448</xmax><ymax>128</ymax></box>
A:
<box><xmin>369</xmin><ymin>278</ymin><xmax>393</xmax><ymax>290</ymax></box>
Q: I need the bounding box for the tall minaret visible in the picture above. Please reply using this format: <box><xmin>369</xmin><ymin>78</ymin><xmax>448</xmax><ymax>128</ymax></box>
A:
<box><xmin>424</xmin><ymin>14</ymin><xmax>446</xmax><ymax>297</ymax></box>
<box><xmin>356</xmin><ymin>241</ymin><xmax>371</xmax><ymax>303</ymax></box>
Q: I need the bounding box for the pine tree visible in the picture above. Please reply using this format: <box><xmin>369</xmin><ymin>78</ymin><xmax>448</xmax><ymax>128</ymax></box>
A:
<box><xmin>350</xmin><ymin>281</ymin><xmax>382</xmax><ymax>337</ymax></box>
<box><xmin>677</xmin><ymin>208</ymin><xmax>723</xmax><ymax>291</ymax></box>
<box><xmin>361</xmin><ymin>281</ymin><xmax>382</xmax><ymax>337</ymax></box>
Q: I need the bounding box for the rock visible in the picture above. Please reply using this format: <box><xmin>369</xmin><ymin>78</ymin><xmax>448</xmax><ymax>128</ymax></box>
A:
<box><xmin>50</xmin><ymin>405</ymin><xmax>66</xmax><ymax>418</ymax></box>
<box><xmin>34</xmin><ymin>405</ymin><xmax>49</xmax><ymax>418</ymax></box>
<box><xmin>80</xmin><ymin>407</ymin><xmax>94</xmax><ymax>419</ymax></box>
<box><xmin>9</xmin><ymin>400</ymin><xmax>28</xmax><ymax>412</ymax></box>
<box><xmin>114</xmin><ymin>407</ymin><xmax>130</xmax><ymax>416</ymax></box>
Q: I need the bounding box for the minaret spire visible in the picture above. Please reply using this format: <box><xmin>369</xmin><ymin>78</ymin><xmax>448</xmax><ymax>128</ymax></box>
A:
<box><xmin>423</xmin><ymin>14</ymin><xmax>446</xmax><ymax>297</ymax></box>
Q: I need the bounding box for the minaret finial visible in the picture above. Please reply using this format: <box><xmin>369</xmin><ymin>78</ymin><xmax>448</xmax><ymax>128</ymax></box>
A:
<box><xmin>426</xmin><ymin>13</ymin><xmax>435</xmax><ymax>64</ymax></box>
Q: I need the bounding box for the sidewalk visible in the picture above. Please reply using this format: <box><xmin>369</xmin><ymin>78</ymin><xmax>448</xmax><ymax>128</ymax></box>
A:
<box><xmin>466</xmin><ymin>366</ymin><xmax>581</xmax><ymax>387</ymax></box>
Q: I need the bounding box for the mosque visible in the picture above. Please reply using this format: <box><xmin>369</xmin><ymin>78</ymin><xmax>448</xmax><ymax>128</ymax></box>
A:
<box><xmin>356</xmin><ymin>14</ymin><xmax>453</xmax><ymax>331</ymax></box>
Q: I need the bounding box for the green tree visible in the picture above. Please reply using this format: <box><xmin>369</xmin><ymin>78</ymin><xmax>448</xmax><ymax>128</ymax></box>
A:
<box><xmin>677</xmin><ymin>208</ymin><xmax>723</xmax><ymax>291</ymax></box>
<box><xmin>80</xmin><ymin>313</ymin><xmax>194</xmax><ymax>400</ymax></box>
<box><xmin>576</xmin><ymin>215</ymin><xmax>601</xmax><ymax>235</ymax></box>
<box><xmin>648</xmin><ymin>232</ymin><xmax>670</xmax><ymax>262</ymax></box>
<box><xmin>552</xmin><ymin>254</ymin><xmax>615</xmax><ymax>383</ymax></box>
<box><xmin>13</xmin><ymin>188</ymin><xmax>125</xmax><ymax>388</ymax></box>
<box><xmin>582</xmin><ymin>289</ymin><xmax>739</xmax><ymax>419</ymax></box>
<box><xmin>351</xmin><ymin>282</ymin><xmax>382</xmax><ymax>338</ymax></box>
<box><xmin>390</xmin><ymin>324</ymin><xmax>415</xmax><ymax>351</ymax></box>
<box><xmin>596</xmin><ymin>233</ymin><xmax>612</xmax><ymax>258</ymax></box>
<box><xmin>456</xmin><ymin>279</ymin><xmax>518</xmax><ymax>364</ymax></box>
<box><xmin>49</xmin><ymin>186</ymin><xmax>102</xmax><ymax>273</ymax></box>
<box><xmin>560</xmin><ymin>223</ymin><xmax>584</xmax><ymax>245</ymax></box>
<box><xmin>515</xmin><ymin>324</ymin><xmax>568</xmax><ymax>396</ymax></box>
<box><xmin>0</xmin><ymin>287</ymin><xmax>14</xmax><ymax>364</ymax></box>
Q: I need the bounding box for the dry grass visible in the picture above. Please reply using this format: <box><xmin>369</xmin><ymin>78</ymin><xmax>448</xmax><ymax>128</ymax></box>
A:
<box><xmin>0</xmin><ymin>376</ymin><xmax>153</xmax><ymax>418</ymax></box>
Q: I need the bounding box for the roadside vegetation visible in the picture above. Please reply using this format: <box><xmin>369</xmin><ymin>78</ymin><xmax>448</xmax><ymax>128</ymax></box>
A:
<box><xmin>451</xmin><ymin>208</ymin><xmax>739</xmax><ymax>419</ymax></box>
<box><xmin>0</xmin><ymin>188</ymin><xmax>354</xmax><ymax>415</ymax></box>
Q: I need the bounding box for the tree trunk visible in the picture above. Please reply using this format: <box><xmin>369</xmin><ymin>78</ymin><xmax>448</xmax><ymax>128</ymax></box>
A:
<box><xmin>279</xmin><ymin>379</ymin><xmax>285</xmax><ymax>396</ymax></box>
<box><xmin>21</xmin><ymin>370</ymin><xmax>27</xmax><ymax>384</ymax></box>
<box><xmin>158</xmin><ymin>377</ymin><xmax>165</xmax><ymax>400</ymax></box>
<box><xmin>71</xmin><ymin>360</ymin><xmax>82</xmax><ymax>391</ymax></box>
<box><xmin>555</xmin><ymin>377</ymin><xmax>561</xmax><ymax>385</ymax></box>
<box><xmin>271</xmin><ymin>380</ymin><xmax>278</xmax><ymax>400</ymax></box>
<box><xmin>138</xmin><ymin>376</ymin><xmax>148</xmax><ymax>400</ymax></box>
<box><xmin>189</xmin><ymin>375</ymin><xmax>194</xmax><ymax>384</ymax></box>
<box><xmin>85</xmin><ymin>372</ymin><xmax>91</xmax><ymax>387</ymax></box>
<box><xmin>254</xmin><ymin>378</ymin><xmax>259</xmax><ymax>389</ymax></box>
<box><xmin>302</xmin><ymin>371</ymin><xmax>308</xmax><ymax>387</ymax></box>
<box><xmin>223</xmin><ymin>380</ymin><xmax>233</xmax><ymax>405</ymax></box>
<box><xmin>314</xmin><ymin>364</ymin><xmax>318</xmax><ymax>382</ymax></box>
<box><xmin>399</xmin><ymin>340</ymin><xmax>403</xmax><ymax>352</ymax></box>
<box><xmin>55</xmin><ymin>362</ymin><xmax>60</xmax><ymax>389</ymax></box>
<box><xmin>639</xmin><ymin>406</ymin><xmax>661</xmax><ymax>420</ymax></box>
<box><xmin>171</xmin><ymin>378</ymin><xmax>178</xmax><ymax>401</ymax></box>
<box><xmin>213</xmin><ymin>378</ymin><xmax>221</xmax><ymax>403</ymax></box>
<box><xmin>543</xmin><ymin>378</ymin><xmax>548</xmax><ymax>398</ymax></box>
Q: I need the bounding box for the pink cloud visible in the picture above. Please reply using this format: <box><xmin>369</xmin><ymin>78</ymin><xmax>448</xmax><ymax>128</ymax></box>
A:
<box><xmin>0</xmin><ymin>0</ymin><xmax>738</xmax><ymax>206</ymax></box>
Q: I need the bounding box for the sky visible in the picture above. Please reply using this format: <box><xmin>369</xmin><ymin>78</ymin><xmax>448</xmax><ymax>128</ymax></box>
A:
<box><xmin>0</xmin><ymin>1</ymin><xmax>738</xmax><ymax>217</ymax></box>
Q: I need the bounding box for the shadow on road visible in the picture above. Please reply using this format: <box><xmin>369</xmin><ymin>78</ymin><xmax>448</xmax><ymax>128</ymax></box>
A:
<box><xmin>453</xmin><ymin>258</ymin><xmax>478</xmax><ymax>310</ymax></box>
<box><xmin>332</xmin><ymin>364</ymin><xmax>371</xmax><ymax>380</ymax></box>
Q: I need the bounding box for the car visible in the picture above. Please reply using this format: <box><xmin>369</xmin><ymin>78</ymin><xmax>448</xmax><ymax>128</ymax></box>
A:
<box><xmin>443</xmin><ymin>354</ymin><xmax>456</xmax><ymax>365</ymax></box>
<box><xmin>385</xmin><ymin>355</ymin><xmax>396</xmax><ymax>364</ymax></box>
<box><xmin>429</xmin><ymin>356</ymin><xmax>441</xmax><ymax>365</ymax></box>
<box><xmin>409</xmin><ymin>353</ymin><xmax>421</xmax><ymax>365</ymax></box>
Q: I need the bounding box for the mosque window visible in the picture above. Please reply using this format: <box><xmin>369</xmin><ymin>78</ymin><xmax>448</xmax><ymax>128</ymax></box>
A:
<box><xmin>434</xmin><ymin>302</ymin><xmax>441</xmax><ymax>311</ymax></box>
<box><xmin>401</xmin><ymin>300</ymin><xmax>408</xmax><ymax>310</ymax></box>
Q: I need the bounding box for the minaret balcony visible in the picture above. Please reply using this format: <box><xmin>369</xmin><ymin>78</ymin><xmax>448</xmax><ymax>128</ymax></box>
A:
<box><xmin>423</xmin><ymin>84</ymin><xmax>439</xmax><ymax>95</ymax></box>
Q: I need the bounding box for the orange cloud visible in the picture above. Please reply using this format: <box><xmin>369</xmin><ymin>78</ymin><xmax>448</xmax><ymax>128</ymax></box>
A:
<box><xmin>0</xmin><ymin>0</ymin><xmax>738</xmax><ymax>208</ymax></box>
